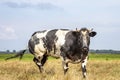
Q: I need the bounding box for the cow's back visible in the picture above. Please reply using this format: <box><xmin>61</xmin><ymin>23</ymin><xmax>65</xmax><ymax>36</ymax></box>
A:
<box><xmin>28</xmin><ymin>29</ymin><xmax>70</xmax><ymax>57</ymax></box>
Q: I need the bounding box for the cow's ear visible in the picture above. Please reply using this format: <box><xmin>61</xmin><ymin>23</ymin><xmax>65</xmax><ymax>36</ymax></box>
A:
<box><xmin>89</xmin><ymin>31</ymin><xmax>97</xmax><ymax>37</ymax></box>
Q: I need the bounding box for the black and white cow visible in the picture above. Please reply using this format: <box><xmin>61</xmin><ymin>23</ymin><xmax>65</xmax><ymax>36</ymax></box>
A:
<box><xmin>5</xmin><ymin>28</ymin><xmax>96</xmax><ymax>78</ymax></box>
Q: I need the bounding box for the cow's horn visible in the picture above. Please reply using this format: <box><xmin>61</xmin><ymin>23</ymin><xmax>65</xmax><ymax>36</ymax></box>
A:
<box><xmin>76</xmin><ymin>28</ymin><xmax>79</xmax><ymax>32</ymax></box>
<box><xmin>89</xmin><ymin>28</ymin><xmax>93</xmax><ymax>32</ymax></box>
<box><xmin>76</xmin><ymin>28</ymin><xmax>78</xmax><ymax>31</ymax></box>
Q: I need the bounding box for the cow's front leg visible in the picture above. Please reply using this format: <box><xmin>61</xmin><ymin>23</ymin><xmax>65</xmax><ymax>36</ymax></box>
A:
<box><xmin>81</xmin><ymin>56</ymin><xmax>88</xmax><ymax>78</ymax></box>
<box><xmin>62</xmin><ymin>61</ymin><xmax>69</xmax><ymax>74</ymax></box>
<box><xmin>60</xmin><ymin>54</ymin><xmax>69</xmax><ymax>74</ymax></box>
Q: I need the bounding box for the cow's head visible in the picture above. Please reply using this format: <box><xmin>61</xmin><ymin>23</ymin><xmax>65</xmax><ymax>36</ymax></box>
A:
<box><xmin>77</xmin><ymin>28</ymin><xmax>97</xmax><ymax>54</ymax></box>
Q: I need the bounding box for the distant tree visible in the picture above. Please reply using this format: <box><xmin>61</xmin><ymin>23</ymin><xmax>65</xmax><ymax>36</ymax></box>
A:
<box><xmin>6</xmin><ymin>50</ymin><xmax>10</xmax><ymax>53</ymax></box>
<box><xmin>96</xmin><ymin>50</ymin><xmax>99</xmax><ymax>53</ymax></box>
<box><xmin>13</xmin><ymin>50</ymin><xmax>16</xmax><ymax>53</ymax></box>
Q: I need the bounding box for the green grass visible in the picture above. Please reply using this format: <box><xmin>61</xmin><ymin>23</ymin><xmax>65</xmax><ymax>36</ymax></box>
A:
<box><xmin>89</xmin><ymin>53</ymin><xmax>120</xmax><ymax>60</ymax></box>
<box><xmin>0</xmin><ymin>53</ymin><xmax>14</xmax><ymax>60</ymax></box>
<box><xmin>0</xmin><ymin>53</ymin><xmax>120</xmax><ymax>61</ymax></box>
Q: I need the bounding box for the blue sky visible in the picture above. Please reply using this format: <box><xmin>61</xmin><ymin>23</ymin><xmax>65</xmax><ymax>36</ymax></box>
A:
<box><xmin>0</xmin><ymin>0</ymin><xmax>120</xmax><ymax>51</ymax></box>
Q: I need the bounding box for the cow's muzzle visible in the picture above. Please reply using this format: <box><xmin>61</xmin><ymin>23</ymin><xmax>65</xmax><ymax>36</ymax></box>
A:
<box><xmin>82</xmin><ymin>47</ymin><xmax>89</xmax><ymax>53</ymax></box>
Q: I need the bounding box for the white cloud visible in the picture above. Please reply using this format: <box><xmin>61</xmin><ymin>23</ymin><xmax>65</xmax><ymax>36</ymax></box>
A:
<box><xmin>1</xmin><ymin>0</ymin><xmax>63</xmax><ymax>10</ymax></box>
<box><xmin>6</xmin><ymin>27</ymin><xmax>15</xmax><ymax>33</ymax></box>
<box><xmin>0</xmin><ymin>26</ymin><xmax>18</xmax><ymax>40</ymax></box>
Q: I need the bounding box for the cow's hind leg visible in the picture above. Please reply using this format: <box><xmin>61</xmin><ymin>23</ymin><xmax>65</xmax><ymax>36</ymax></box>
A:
<box><xmin>33</xmin><ymin>55</ymin><xmax>48</xmax><ymax>73</ymax></box>
<box><xmin>41</xmin><ymin>55</ymin><xmax>48</xmax><ymax>66</ymax></box>
<box><xmin>33</xmin><ymin>57</ymin><xmax>43</xmax><ymax>73</ymax></box>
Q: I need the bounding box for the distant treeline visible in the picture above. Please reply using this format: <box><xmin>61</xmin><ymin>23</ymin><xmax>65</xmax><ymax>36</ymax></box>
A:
<box><xmin>0</xmin><ymin>51</ymin><xmax>16</xmax><ymax>54</ymax></box>
<box><xmin>0</xmin><ymin>49</ymin><xmax>120</xmax><ymax>54</ymax></box>
<box><xmin>90</xmin><ymin>49</ymin><xmax>120</xmax><ymax>54</ymax></box>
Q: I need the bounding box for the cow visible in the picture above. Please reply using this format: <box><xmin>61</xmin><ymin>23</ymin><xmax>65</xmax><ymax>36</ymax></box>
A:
<box><xmin>5</xmin><ymin>28</ymin><xmax>96</xmax><ymax>78</ymax></box>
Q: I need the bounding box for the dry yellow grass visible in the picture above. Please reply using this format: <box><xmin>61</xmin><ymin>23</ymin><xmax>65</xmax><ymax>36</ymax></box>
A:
<box><xmin>0</xmin><ymin>59</ymin><xmax>120</xmax><ymax>80</ymax></box>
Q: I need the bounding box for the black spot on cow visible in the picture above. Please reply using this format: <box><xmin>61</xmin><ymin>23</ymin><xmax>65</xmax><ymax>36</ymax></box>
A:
<box><xmin>28</xmin><ymin>34</ymin><xmax>40</xmax><ymax>54</ymax></box>
<box><xmin>45</xmin><ymin>29</ymin><xmax>58</xmax><ymax>52</ymax></box>
<box><xmin>33</xmin><ymin>36</ymin><xmax>40</xmax><ymax>44</ymax></box>
<box><xmin>61</xmin><ymin>31</ymin><xmax>82</xmax><ymax>61</ymax></box>
<box><xmin>28</xmin><ymin>39</ymin><xmax>35</xmax><ymax>54</ymax></box>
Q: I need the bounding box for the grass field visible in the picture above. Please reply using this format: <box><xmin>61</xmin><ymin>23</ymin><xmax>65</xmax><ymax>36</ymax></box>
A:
<box><xmin>0</xmin><ymin>53</ymin><xmax>120</xmax><ymax>80</ymax></box>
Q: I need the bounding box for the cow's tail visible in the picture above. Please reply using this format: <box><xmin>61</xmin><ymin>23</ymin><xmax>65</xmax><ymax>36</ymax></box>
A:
<box><xmin>5</xmin><ymin>49</ymin><xmax>27</xmax><ymax>60</ymax></box>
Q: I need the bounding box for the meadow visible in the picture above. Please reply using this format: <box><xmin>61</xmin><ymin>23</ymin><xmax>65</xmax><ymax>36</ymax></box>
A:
<box><xmin>0</xmin><ymin>53</ymin><xmax>120</xmax><ymax>80</ymax></box>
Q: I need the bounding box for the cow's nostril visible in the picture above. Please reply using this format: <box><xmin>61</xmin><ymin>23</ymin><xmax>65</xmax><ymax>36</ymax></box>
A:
<box><xmin>84</xmin><ymin>47</ymin><xmax>88</xmax><ymax>50</ymax></box>
<box><xmin>82</xmin><ymin>47</ymin><xmax>89</xmax><ymax>52</ymax></box>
